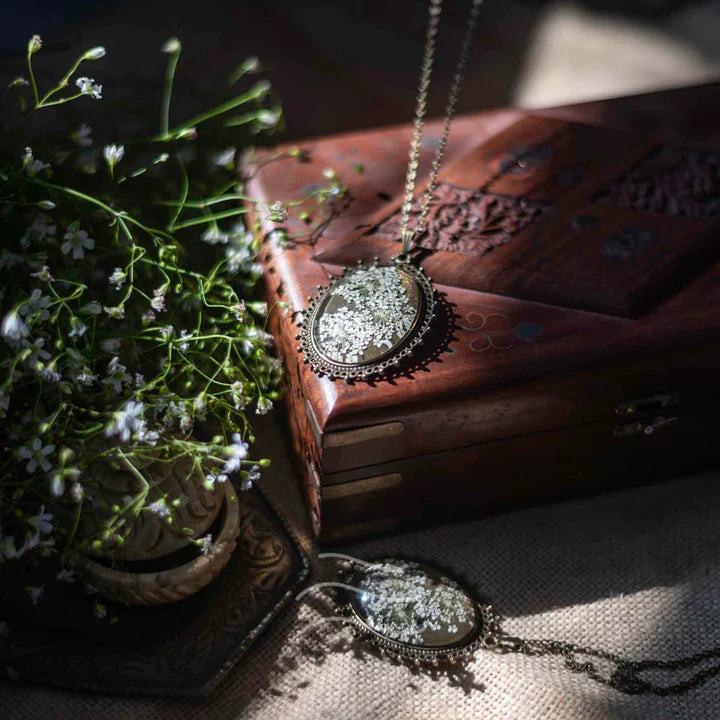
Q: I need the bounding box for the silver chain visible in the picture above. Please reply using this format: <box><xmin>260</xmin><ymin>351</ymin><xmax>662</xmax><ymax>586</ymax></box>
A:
<box><xmin>400</xmin><ymin>0</ymin><xmax>484</xmax><ymax>254</ymax></box>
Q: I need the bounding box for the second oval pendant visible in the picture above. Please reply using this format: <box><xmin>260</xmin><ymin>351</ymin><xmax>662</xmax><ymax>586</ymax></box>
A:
<box><xmin>297</xmin><ymin>257</ymin><xmax>436</xmax><ymax>381</ymax></box>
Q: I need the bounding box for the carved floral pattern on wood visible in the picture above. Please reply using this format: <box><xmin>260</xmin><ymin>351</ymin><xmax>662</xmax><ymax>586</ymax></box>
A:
<box><xmin>595</xmin><ymin>145</ymin><xmax>720</xmax><ymax>217</ymax></box>
<box><xmin>372</xmin><ymin>183</ymin><xmax>549</xmax><ymax>255</ymax></box>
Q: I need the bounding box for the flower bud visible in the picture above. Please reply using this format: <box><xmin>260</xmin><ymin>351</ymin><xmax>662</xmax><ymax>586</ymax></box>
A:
<box><xmin>162</xmin><ymin>37</ymin><xmax>181</xmax><ymax>53</ymax></box>
<box><xmin>83</xmin><ymin>46</ymin><xmax>106</xmax><ymax>60</ymax></box>
<box><xmin>27</xmin><ymin>35</ymin><xmax>42</xmax><ymax>55</ymax></box>
<box><xmin>37</xmin><ymin>200</ymin><xmax>56</xmax><ymax>209</ymax></box>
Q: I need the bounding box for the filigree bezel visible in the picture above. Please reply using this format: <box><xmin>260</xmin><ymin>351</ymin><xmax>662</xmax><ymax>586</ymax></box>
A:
<box><xmin>296</xmin><ymin>256</ymin><xmax>436</xmax><ymax>381</ymax></box>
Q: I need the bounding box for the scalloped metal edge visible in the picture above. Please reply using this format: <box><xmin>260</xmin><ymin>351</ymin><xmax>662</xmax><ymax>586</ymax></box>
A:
<box><xmin>295</xmin><ymin>256</ymin><xmax>437</xmax><ymax>382</ymax></box>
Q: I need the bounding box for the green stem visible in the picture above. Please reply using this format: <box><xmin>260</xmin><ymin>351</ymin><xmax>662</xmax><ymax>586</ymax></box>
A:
<box><xmin>26</xmin><ymin>47</ymin><xmax>39</xmax><ymax>107</ymax></box>
<box><xmin>160</xmin><ymin>41</ymin><xmax>181</xmax><ymax>138</ymax></box>
<box><xmin>39</xmin><ymin>54</ymin><xmax>87</xmax><ymax>105</ymax></box>
<box><xmin>168</xmin><ymin>154</ymin><xmax>189</xmax><ymax>230</ymax></box>
<box><xmin>171</xmin><ymin>206</ymin><xmax>248</xmax><ymax>231</ymax></box>
<box><xmin>152</xmin><ymin>81</ymin><xmax>269</xmax><ymax>141</ymax></box>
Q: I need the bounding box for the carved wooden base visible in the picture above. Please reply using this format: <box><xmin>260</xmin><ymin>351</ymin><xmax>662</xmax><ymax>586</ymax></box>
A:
<box><xmin>77</xmin><ymin>482</ymin><xmax>240</xmax><ymax>606</ymax></box>
<box><xmin>0</xmin><ymin>483</ymin><xmax>309</xmax><ymax>696</ymax></box>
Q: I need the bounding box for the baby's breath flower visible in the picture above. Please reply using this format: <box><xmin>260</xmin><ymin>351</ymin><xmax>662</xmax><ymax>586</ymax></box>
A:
<box><xmin>147</xmin><ymin>498</ymin><xmax>170</xmax><ymax>519</ymax></box>
<box><xmin>159</xmin><ymin>325</ymin><xmax>174</xmax><ymax>340</ymax></box>
<box><xmin>102</xmin><ymin>356</ymin><xmax>131</xmax><ymax>393</ymax></box>
<box><xmin>1</xmin><ymin>311</ymin><xmax>30</xmax><ymax>343</ymax></box>
<box><xmin>108</xmin><ymin>268</ymin><xmax>126</xmax><ymax>289</ymax></box>
<box><xmin>241</xmin><ymin>464</ymin><xmax>261</xmax><ymax>491</ymax></box>
<box><xmin>204</xmin><ymin>472</ymin><xmax>228</xmax><ymax>489</ymax></box>
<box><xmin>256</xmin><ymin>396</ymin><xmax>273</xmax><ymax>415</ymax></box>
<box><xmin>137</xmin><ymin>427</ymin><xmax>159</xmax><ymax>446</ymax></box>
<box><xmin>142</xmin><ymin>310</ymin><xmax>156</xmax><ymax>324</ymax></box>
<box><xmin>178</xmin><ymin>330</ymin><xmax>193</xmax><ymax>352</ymax></box>
<box><xmin>61</xmin><ymin>222</ymin><xmax>94</xmax><ymax>259</ymax></box>
<box><xmin>198</xmin><ymin>534</ymin><xmax>213</xmax><ymax>556</ymax></box>
<box><xmin>20</xmin><ymin>289</ymin><xmax>51</xmax><ymax>321</ymax></box>
<box><xmin>41</xmin><ymin>366</ymin><xmax>61</xmax><ymax>383</ymax></box>
<box><xmin>103</xmin><ymin>144</ymin><xmax>124</xmax><ymax>170</ymax></box>
<box><xmin>19</xmin><ymin>439</ymin><xmax>55</xmax><ymax>474</ymax></box>
<box><xmin>231</xmin><ymin>301</ymin><xmax>246</xmax><ymax>321</ymax></box>
<box><xmin>30</xmin><ymin>266</ymin><xmax>53</xmax><ymax>282</ymax></box>
<box><xmin>69</xmin><ymin>482</ymin><xmax>84</xmax><ymax>503</ymax></box>
<box><xmin>50</xmin><ymin>474</ymin><xmax>64</xmax><ymax>497</ymax></box>
<box><xmin>223</xmin><ymin>433</ymin><xmax>248</xmax><ymax>474</ymax></box>
<box><xmin>23</xmin><ymin>337</ymin><xmax>51</xmax><ymax>367</ymax></box>
<box><xmin>28</xmin><ymin>505</ymin><xmax>53</xmax><ymax>534</ymax></box>
<box><xmin>27</xmin><ymin>159</ymin><xmax>51</xmax><ymax>177</ymax></box>
<box><xmin>103</xmin><ymin>305</ymin><xmax>125</xmax><ymax>320</ymax></box>
<box><xmin>74</xmin><ymin>370</ymin><xmax>97</xmax><ymax>386</ymax></box>
<box><xmin>105</xmin><ymin>400</ymin><xmax>145</xmax><ymax>441</ymax></box>
<box><xmin>37</xmin><ymin>200</ymin><xmax>56</xmax><ymax>210</ymax></box>
<box><xmin>150</xmin><ymin>289</ymin><xmax>165</xmax><ymax>313</ymax></box>
<box><xmin>72</xmin><ymin>123</ymin><xmax>93</xmax><ymax>147</ymax></box>
<box><xmin>9</xmin><ymin>76</ymin><xmax>29</xmax><ymax>87</ymax></box>
<box><xmin>230</xmin><ymin>380</ymin><xmax>247</xmax><ymax>410</ymax></box>
<box><xmin>68</xmin><ymin>316</ymin><xmax>87</xmax><ymax>338</ymax></box>
<box><xmin>213</xmin><ymin>147</ymin><xmax>236</xmax><ymax>169</ymax></box>
<box><xmin>201</xmin><ymin>227</ymin><xmax>229</xmax><ymax>245</ymax></box>
<box><xmin>75</xmin><ymin>77</ymin><xmax>102</xmax><ymax>99</ymax></box>
<box><xmin>79</xmin><ymin>301</ymin><xmax>102</xmax><ymax>315</ymax></box>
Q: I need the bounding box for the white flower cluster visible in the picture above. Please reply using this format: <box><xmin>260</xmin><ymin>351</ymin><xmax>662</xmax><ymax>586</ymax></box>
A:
<box><xmin>0</xmin><ymin>37</ymin><xmax>285</xmax><ymax>587</ymax></box>
<box><xmin>2</xmin><ymin>504</ymin><xmax>54</xmax><ymax>560</ymax></box>
<box><xmin>317</xmin><ymin>266</ymin><xmax>415</xmax><ymax>364</ymax></box>
<box><xmin>356</xmin><ymin>561</ymin><xmax>475</xmax><ymax>646</ymax></box>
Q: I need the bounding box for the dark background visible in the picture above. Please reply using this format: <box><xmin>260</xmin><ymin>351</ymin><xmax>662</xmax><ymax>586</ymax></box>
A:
<box><xmin>2</xmin><ymin>0</ymin><xmax>719</xmax><ymax>139</ymax></box>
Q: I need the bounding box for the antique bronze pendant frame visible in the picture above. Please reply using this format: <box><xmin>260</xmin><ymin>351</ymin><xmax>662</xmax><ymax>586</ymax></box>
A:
<box><xmin>296</xmin><ymin>256</ymin><xmax>436</xmax><ymax>382</ymax></box>
<box><xmin>335</xmin><ymin>558</ymin><xmax>499</xmax><ymax>666</ymax></box>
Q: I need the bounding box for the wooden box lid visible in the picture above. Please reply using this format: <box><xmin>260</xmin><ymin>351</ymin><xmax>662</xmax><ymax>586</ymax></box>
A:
<box><xmin>248</xmin><ymin>84</ymin><xmax>720</xmax><ymax>474</ymax></box>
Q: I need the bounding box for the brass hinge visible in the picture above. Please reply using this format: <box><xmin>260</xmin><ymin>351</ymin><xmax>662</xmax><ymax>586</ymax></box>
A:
<box><xmin>614</xmin><ymin>393</ymin><xmax>680</xmax><ymax>437</ymax></box>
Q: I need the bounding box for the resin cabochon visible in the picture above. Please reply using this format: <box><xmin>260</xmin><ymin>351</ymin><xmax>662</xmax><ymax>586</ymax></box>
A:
<box><xmin>311</xmin><ymin>265</ymin><xmax>423</xmax><ymax>367</ymax></box>
<box><xmin>349</xmin><ymin>560</ymin><xmax>479</xmax><ymax>649</ymax></box>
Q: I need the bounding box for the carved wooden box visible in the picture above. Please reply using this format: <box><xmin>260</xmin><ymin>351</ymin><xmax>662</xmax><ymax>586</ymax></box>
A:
<box><xmin>248</xmin><ymin>84</ymin><xmax>720</xmax><ymax>543</ymax></box>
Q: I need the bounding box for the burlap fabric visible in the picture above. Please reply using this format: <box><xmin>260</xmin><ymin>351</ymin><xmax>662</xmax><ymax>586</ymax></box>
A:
<box><xmin>2</xmin><ymin>415</ymin><xmax>720</xmax><ymax>719</ymax></box>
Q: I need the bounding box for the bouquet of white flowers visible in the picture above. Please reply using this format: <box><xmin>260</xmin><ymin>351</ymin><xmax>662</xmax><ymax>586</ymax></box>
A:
<box><xmin>0</xmin><ymin>35</ymin><xmax>338</xmax><ymax>607</ymax></box>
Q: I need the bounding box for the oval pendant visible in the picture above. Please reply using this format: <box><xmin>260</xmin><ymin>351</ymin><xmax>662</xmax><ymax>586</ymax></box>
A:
<box><xmin>296</xmin><ymin>257</ymin><xmax>436</xmax><ymax>381</ymax></box>
<box><xmin>338</xmin><ymin>558</ymin><xmax>495</xmax><ymax>665</ymax></box>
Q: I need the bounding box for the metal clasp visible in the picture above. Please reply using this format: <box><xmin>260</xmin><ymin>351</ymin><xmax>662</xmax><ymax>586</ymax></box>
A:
<box><xmin>613</xmin><ymin>393</ymin><xmax>680</xmax><ymax>437</ymax></box>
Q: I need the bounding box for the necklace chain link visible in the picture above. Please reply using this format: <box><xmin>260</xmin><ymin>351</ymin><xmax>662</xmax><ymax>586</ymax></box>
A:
<box><xmin>488</xmin><ymin>628</ymin><xmax>720</xmax><ymax>695</ymax></box>
<box><xmin>400</xmin><ymin>0</ymin><xmax>484</xmax><ymax>253</ymax></box>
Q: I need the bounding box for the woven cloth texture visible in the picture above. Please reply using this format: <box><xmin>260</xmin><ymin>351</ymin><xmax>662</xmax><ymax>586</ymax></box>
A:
<box><xmin>3</xmin><ymin>458</ymin><xmax>720</xmax><ymax>719</ymax></box>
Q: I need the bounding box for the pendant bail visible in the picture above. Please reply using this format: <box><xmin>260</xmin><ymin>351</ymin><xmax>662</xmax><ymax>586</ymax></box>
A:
<box><xmin>402</xmin><ymin>229</ymin><xmax>415</xmax><ymax>253</ymax></box>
